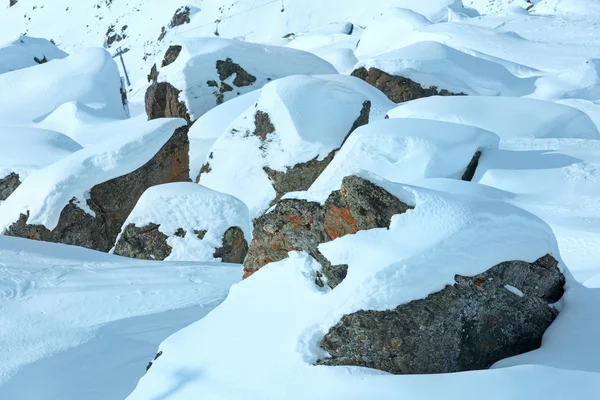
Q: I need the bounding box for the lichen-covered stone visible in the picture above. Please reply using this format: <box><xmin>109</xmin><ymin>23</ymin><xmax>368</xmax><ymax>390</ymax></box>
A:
<box><xmin>114</xmin><ymin>223</ymin><xmax>172</xmax><ymax>260</ymax></box>
<box><xmin>5</xmin><ymin>126</ymin><xmax>191</xmax><ymax>252</ymax></box>
<box><xmin>216</xmin><ymin>58</ymin><xmax>257</xmax><ymax>87</ymax></box>
<box><xmin>162</xmin><ymin>45</ymin><xmax>182</xmax><ymax>67</ymax></box>
<box><xmin>351</xmin><ymin>67</ymin><xmax>465</xmax><ymax>103</ymax></box>
<box><xmin>214</xmin><ymin>226</ymin><xmax>249</xmax><ymax>264</ymax></box>
<box><xmin>0</xmin><ymin>173</ymin><xmax>21</xmax><ymax>201</ymax></box>
<box><xmin>145</xmin><ymin>82</ymin><xmax>190</xmax><ymax>123</ymax></box>
<box><xmin>319</xmin><ymin>254</ymin><xmax>565</xmax><ymax>374</ymax></box>
<box><xmin>243</xmin><ymin>175</ymin><xmax>414</xmax><ymax>285</ymax></box>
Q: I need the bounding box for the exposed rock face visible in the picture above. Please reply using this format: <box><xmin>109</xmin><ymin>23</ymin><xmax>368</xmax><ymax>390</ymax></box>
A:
<box><xmin>214</xmin><ymin>226</ymin><xmax>249</xmax><ymax>264</ymax></box>
<box><xmin>162</xmin><ymin>45</ymin><xmax>182</xmax><ymax>67</ymax></box>
<box><xmin>9</xmin><ymin>0</ymin><xmax>17</xmax><ymax>7</ymax></box>
<box><xmin>147</xmin><ymin>64</ymin><xmax>159</xmax><ymax>83</ymax></box>
<box><xmin>5</xmin><ymin>126</ymin><xmax>191</xmax><ymax>252</ymax></box>
<box><xmin>0</xmin><ymin>173</ymin><xmax>21</xmax><ymax>201</ymax></box>
<box><xmin>262</xmin><ymin>101</ymin><xmax>371</xmax><ymax>205</ymax></box>
<box><xmin>351</xmin><ymin>67</ymin><xmax>465</xmax><ymax>103</ymax></box>
<box><xmin>145</xmin><ymin>82</ymin><xmax>190</xmax><ymax>123</ymax></box>
<box><xmin>462</xmin><ymin>150</ymin><xmax>482</xmax><ymax>181</ymax></box>
<box><xmin>216</xmin><ymin>58</ymin><xmax>257</xmax><ymax>87</ymax></box>
<box><xmin>114</xmin><ymin>224</ymin><xmax>249</xmax><ymax>263</ymax></box>
<box><xmin>114</xmin><ymin>223</ymin><xmax>172</xmax><ymax>260</ymax></box>
<box><xmin>244</xmin><ymin>175</ymin><xmax>413</xmax><ymax>286</ymax></box>
<box><xmin>319</xmin><ymin>254</ymin><xmax>565</xmax><ymax>374</ymax></box>
<box><xmin>169</xmin><ymin>6</ymin><xmax>191</xmax><ymax>28</ymax></box>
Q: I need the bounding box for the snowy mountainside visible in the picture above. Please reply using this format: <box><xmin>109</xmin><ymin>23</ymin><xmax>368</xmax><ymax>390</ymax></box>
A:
<box><xmin>1</xmin><ymin>0</ymin><xmax>600</xmax><ymax>399</ymax></box>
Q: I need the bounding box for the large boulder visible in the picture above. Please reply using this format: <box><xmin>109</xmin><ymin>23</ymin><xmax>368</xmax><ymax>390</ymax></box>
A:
<box><xmin>114</xmin><ymin>182</ymin><xmax>251</xmax><ymax>263</ymax></box>
<box><xmin>197</xmin><ymin>75</ymin><xmax>372</xmax><ymax>219</ymax></box>
<box><xmin>319</xmin><ymin>254</ymin><xmax>565</xmax><ymax>374</ymax></box>
<box><xmin>352</xmin><ymin>41</ymin><xmax>535</xmax><ymax>103</ymax></box>
<box><xmin>145</xmin><ymin>37</ymin><xmax>337</xmax><ymax>122</ymax></box>
<box><xmin>244</xmin><ymin>175</ymin><xmax>414</xmax><ymax>286</ymax></box>
<box><xmin>0</xmin><ymin>118</ymin><xmax>189</xmax><ymax>252</ymax></box>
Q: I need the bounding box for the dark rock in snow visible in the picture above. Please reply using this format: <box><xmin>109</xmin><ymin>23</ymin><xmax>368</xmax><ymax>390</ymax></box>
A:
<box><xmin>352</xmin><ymin>67</ymin><xmax>465</xmax><ymax>103</ymax></box>
<box><xmin>169</xmin><ymin>6</ymin><xmax>191</xmax><ymax>28</ymax></box>
<box><xmin>0</xmin><ymin>173</ymin><xmax>21</xmax><ymax>201</ymax></box>
<box><xmin>114</xmin><ymin>223</ymin><xmax>172</xmax><ymax>260</ymax></box>
<box><xmin>5</xmin><ymin>126</ymin><xmax>191</xmax><ymax>252</ymax></box>
<box><xmin>243</xmin><ymin>175</ymin><xmax>413</xmax><ymax>285</ymax></box>
<box><xmin>145</xmin><ymin>82</ymin><xmax>190</xmax><ymax>123</ymax></box>
<box><xmin>319</xmin><ymin>254</ymin><xmax>565</xmax><ymax>374</ymax></box>
<box><xmin>216</xmin><ymin>58</ymin><xmax>257</xmax><ymax>87</ymax></box>
<box><xmin>214</xmin><ymin>226</ymin><xmax>249</xmax><ymax>264</ymax></box>
<box><xmin>462</xmin><ymin>150</ymin><xmax>482</xmax><ymax>181</ymax></box>
<box><xmin>161</xmin><ymin>45</ymin><xmax>182</xmax><ymax>67</ymax></box>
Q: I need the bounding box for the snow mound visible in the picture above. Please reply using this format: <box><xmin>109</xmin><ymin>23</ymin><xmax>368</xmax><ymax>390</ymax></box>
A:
<box><xmin>199</xmin><ymin>75</ymin><xmax>369</xmax><ymax>218</ymax></box>
<box><xmin>387</xmin><ymin>96</ymin><xmax>600</xmax><ymax>140</ymax></box>
<box><xmin>116</xmin><ymin>183</ymin><xmax>251</xmax><ymax>262</ymax></box>
<box><xmin>356</xmin><ymin>41</ymin><xmax>535</xmax><ymax>97</ymax></box>
<box><xmin>155</xmin><ymin>37</ymin><xmax>337</xmax><ymax>120</ymax></box>
<box><xmin>0</xmin><ymin>48</ymin><xmax>125</xmax><ymax>124</ymax></box>
<box><xmin>127</xmin><ymin>172</ymin><xmax>561</xmax><ymax>399</ymax></box>
<box><xmin>394</xmin><ymin>0</ymin><xmax>480</xmax><ymax>22</ymax></box>
<box><xmin>0</xmin><ymin>127</ymin><xmax>82</xmax><ymax>180</ymax></box>
<box><xmin>308</xmin><ymin>119</ymin><xmax>499</xmax><ymax>194</ymax></box>
<box><xmin>0</xmin><ymin>116</ymin><xmax>186</xmax><ymax>232</ymax></box>
<box><xmin>0</xmin><ymin>36</ymin><xmax>67</xmax><ymax>75</ymax></box>
<box><xmin>188</xmin><ymin>90</ymin><xmax>261</xmax><ymax>181</ymax></box>
<box><xmin>530</xmin><ymin>59</ymin><xmax>600</xmax><ymax>101</ymax></box>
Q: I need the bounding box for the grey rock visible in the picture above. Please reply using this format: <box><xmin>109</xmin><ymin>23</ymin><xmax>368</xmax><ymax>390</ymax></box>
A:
<box><xmin>114</xmin><ymin>223</ymin><xmax>172</xmax><ymax>260</ymax></box>
<box><xmin>214</xmin><ymin>226</ymin><xmax>249</xmax><ymax>264</ymax></box>
<box><xmin>243</xmin><ymin>175</ymin><xmax>413</xmax><ymax>284</ymax></box>
<box><xmin>5</xmin><ymin>126</ymin><xmax>191</xmax><ymax>252</ymax></box>
<box><xmin>145</xmin><ymin>82</ymin><xmax>190</xmax><ymax>123</ymax></box>
<box><xmin>216</xmin><ymin>58</ymin><xmax>257</xmax><ymax>87</ymax></box>
<box><xmin>462</xmin><ymin>150</ymin><xmax>482</xmax><ymax>181</ymax></box>
<box><xmin>0</xmin><ymin>173</ymin><xmax>21</xmax><ymax>201</ymax></box>
<box><xmin>319</xmin><ymin>254</ymin><xmax>565</xmax><ymax>374</ymax></box>
<box><xmin>169</xmin><ymin>6</ymin><xmax>191</xmax><ymax>28</ymax></box>
<box><xmin>162</xmin><ymin>45</ymin><xmax>182</xmax><ymax>67</ymax></box>
<box><xmin>352</xmin><ymin>67</ymin><xmax>465</xmax><ymax>103</ymax></box>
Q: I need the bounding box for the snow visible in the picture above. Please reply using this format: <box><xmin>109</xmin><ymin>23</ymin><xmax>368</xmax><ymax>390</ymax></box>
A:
<box><xmin>356</xmin><ymin>41</ymin><xmax>536</xmax><ymax>97</ymax></box>
<box><xmin>0</xmin><ymin>236</ymin><xmax>241</xmax><ymax>399</ymax></box>
<box><xmin>188</xmin><ymin>90</ymin><xmax>261</xmax><ymax>180</ymax></box>
<box><xmin>199</xmin><ymin>75</ymin><xmax>369</xmax><ymax>218</ymax></box>
<box><xmin>387</xmin><ymin>96</ymin><xmax>600</xmax><ymax>140</ymax></box>
<box><xmin>0</xmin><ymin>117</ymin><xmax>185</xmax><ymax>231</ymax></box>
<box><xmin>0</xmin><ymin>35</ymin><xmax>67</xmax><ymax>74</ymax></box>
<box><xmin>0</xmin><ymin>126</ymin><xmax>82</xmax><ymax>180</ymax></box>
<box><xmin>504</xmin><ymin>284</ymin><xmax>525</xmax><ymax>297</ymax></box>
<box><xmin>0</xmin><ymin>48</ymin><xmax>126</xmax><ymax>124</ymax></box>
<box><xmin>308</xmin><ymin>118</ymin><xmax>499</xmax><ymax>194</ymax></box>
<box><xmin>115</xmin><ymin>183</ymin><xmax>251</xmax><ymax>262</ymax></box>
<box><xmin>128</xmin><ymin>173</ymin><xmax>569</xmax><ymax>400</ymax></box>
<box><xmin>153</xmin><ymin>37</ymin><xmax>338</xmax><ymax>120</ymax></box>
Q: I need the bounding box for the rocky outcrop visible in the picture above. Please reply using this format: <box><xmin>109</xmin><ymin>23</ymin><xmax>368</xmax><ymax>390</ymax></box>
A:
<box><xmin>0</xmin><ymin>173</ymin><xmax>20</xmax><ymax>201</ymax></box>
<box><xmin>243</xmin><ymin>175</ymin><xmax>413</xmax><ymax>286</ymax></box>
<box><xmin>114</xmin><ymin>224</ymin><xmax>249</xmax><ymax>263</ymax></box>
<box><xmin>351</xmin><ymin>67</ymin><xmax>465</xmax><ymax>103</ymax></box>
<box><xmin>5</xmin><ymin>126</ymin><xmax>190</xmax><ymax>252</ymax></box>
<box><xmin>162</xmin><ymin>45</ymin><xmax>182</xmax><ymax>67</ymax></box>
<box><xmin>319</xmin><ymin>254</ymin><xmax>565</xmax><ymax>374</ymax></box>
<box><xmin>263</xmin><ymin>101</ymin><xmax>370</xmax><ymax>205</ymax></box>
<box><xmin>462</xmin><ymin>150</ymin><xmax>482</xmax><ymax>181</ymax></box>
<box><xmin>145</xmin><ymin>82</ymin><xmax>190</xmax><ymax>123</ymax></box>
<box><xmin>169</xmin><ymin>6</ymin><xmax>191</xmax><ymax>28</ymax></box>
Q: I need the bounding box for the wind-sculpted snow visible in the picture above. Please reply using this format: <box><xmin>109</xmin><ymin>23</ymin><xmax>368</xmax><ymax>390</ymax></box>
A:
<box><xmin>387</xmin><ymin>96</ymin><xmax>600</xmax><ymax>140</ymax></box>
<box><xmin>308</xmin><ymin>118</ymin><xmax>499</xmax><ymax>194</ymax></box>
<box><xmin>0</xmin><ymin>36</ymin><xmax>68</xmax><ymax>75</ymax></box>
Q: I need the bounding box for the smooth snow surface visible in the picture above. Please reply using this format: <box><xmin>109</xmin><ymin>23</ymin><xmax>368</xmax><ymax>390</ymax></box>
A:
<box><xmin>116</xmin><ymin>183</ymin><xmax>251</xmax><ymax>262</ymax></box>
<box><xmin>387</xmin><ymin>96</ymin><xmax>600</xmax><ymax>140</ymax></box>
<box><xmin>0</xmin><ymin>127</ymin><xmax>82</xmax><ymax>179</ymax></box>
<box><xmin>0</xmin><ymin>117</ymin><xmax>185</xmax><ymax>231</ymax></box>
<box><xmin>0</xmin><ymin>35</ymin><xmax>67</xmax><ymax>74</ymax></box>
<box><xmin>199</xmin><ymin>75</ymin><xmax>369</xmax><ymax>218</ymax></box>
<box><xmin>309</xmin><ymin>118</ymin><xmax>499</xmax><ymax>193</ymax></box>
<box><xmin>0</xmin><ymin>236</ymin><xmax>241</xmax><ymax>399</ymax></box>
